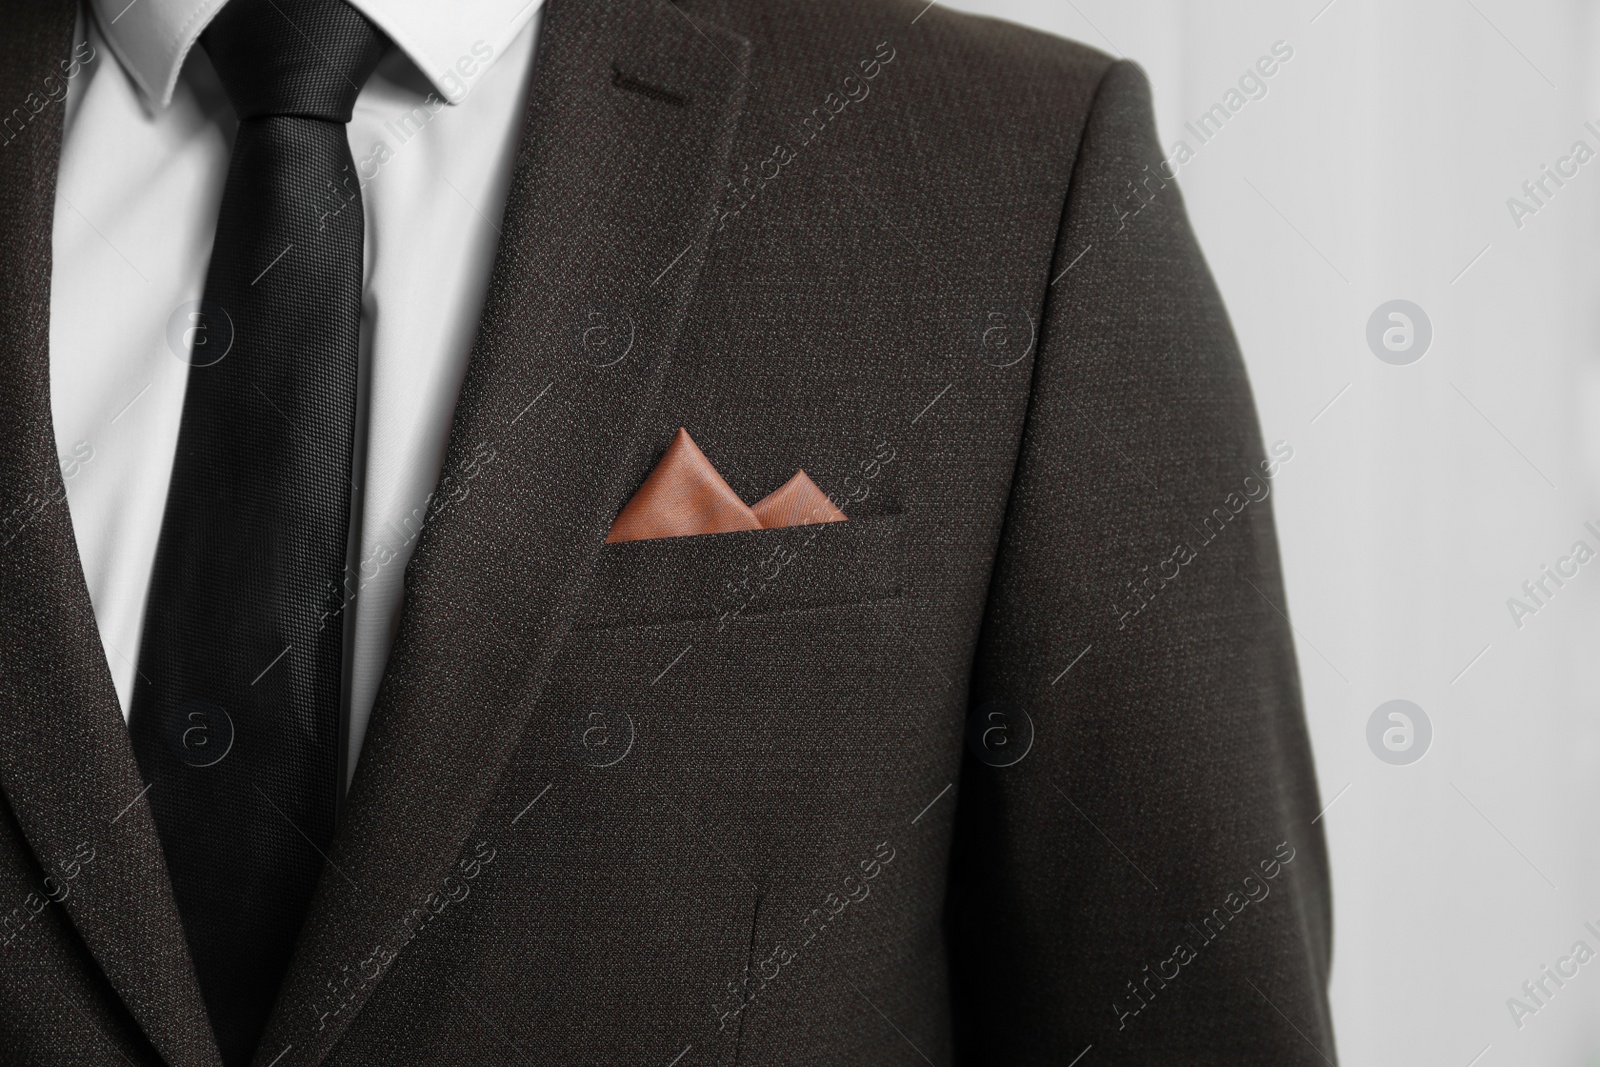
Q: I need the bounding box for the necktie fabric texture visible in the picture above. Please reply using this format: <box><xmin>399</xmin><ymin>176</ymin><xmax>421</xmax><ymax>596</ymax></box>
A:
<box><xmin>125</xmin><ymin>2</ymin><xmax>386</xmax><ymax>1062</ymax></box>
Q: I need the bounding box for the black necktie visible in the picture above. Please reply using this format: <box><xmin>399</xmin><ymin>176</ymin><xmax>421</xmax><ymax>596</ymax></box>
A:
<box><xmin>127</xmin><ymin>2</ymin><xmax>386</xmax><ymax>1061</ymax></box>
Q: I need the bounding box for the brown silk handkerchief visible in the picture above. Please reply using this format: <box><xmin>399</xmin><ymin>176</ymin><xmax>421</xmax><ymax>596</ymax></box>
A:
<box><xmin>749</xmin><ymin>470</ymin><xmax>846</xmax><ymax>529</ymax></box>
<box><xmin>605</xmin><ymin>428</ymin><xmax>847</xmax><ymax>543</ymax></box>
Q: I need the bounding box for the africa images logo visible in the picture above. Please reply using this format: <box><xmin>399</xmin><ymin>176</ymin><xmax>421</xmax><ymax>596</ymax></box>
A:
<box><xmin>1112</xmin><ymin>842</ymin><xmax>1298</xmax><ymax>1030</ymax></box>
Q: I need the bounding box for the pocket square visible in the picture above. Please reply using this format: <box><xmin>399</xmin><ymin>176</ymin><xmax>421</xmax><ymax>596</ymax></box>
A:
<box><xmin>606</xmin><ymin>428</ymin><xmax>847</xmax><ymax>544</ymax></box>
<box><xmin>750</xmin><ymin>469</ymin><xmax>847</xmax><ymax>530</ymax></box>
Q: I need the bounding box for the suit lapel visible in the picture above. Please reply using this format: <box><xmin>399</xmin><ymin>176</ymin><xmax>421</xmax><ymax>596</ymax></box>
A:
<box><xmin>0</xmin><ymin>3</ymin><xmax>223</xmax><ymax>1066</ymax></box>
<box><xmin>253</xmin><ymin>1</ymin><xmax>750</xmax><ymax>1062</ymax></box>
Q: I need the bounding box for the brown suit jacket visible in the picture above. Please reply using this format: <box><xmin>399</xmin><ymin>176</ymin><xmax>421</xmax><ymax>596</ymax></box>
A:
<box><xmin>0</xmin><ymin>0</ymin><xmax>1335</xmax><ymax>1063</ymax></box>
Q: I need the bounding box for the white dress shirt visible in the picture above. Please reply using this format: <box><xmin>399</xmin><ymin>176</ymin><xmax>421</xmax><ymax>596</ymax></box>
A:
<box><xmin>50</xmin><ymin>0</ymin><xmax>542</xmax><ymax>784</ymax></box>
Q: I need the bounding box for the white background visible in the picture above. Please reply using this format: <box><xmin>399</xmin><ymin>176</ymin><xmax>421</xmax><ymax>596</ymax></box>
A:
<box><xmin>942</xmin><ymin>1</ymin><xmax>1600</xmax><ymax>1064</ymax></box>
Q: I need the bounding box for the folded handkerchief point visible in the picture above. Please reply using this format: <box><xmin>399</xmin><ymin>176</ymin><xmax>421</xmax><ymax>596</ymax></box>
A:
<box><xmin>605</xmin><ymin>428</ymin><xmax>761</xmax><ymax>543</ymax></box>
<box><xmin>751</xmin><ymin>470</ymin><xmax>847</xmax><ymax>529</ymax></box>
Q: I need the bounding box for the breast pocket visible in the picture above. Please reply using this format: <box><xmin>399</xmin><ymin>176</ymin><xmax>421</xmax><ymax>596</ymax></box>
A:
<box><xmin>571</xmin><ymin>514</ymin><xmax>905</xmax><ymax>632</ymax></box>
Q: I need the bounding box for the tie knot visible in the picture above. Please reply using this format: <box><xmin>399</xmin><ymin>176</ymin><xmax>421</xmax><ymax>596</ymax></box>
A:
<box><xmin>202</xmin><ymin>0</ymin><xmax>388</xmax><ymax>123</ymax></box>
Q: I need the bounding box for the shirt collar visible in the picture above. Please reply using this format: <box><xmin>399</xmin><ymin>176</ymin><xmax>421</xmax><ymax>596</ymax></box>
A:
<box><xmin>88</xmin><ymin>0</ymin><xmax>542</xmax><ymax>108</ymax></box>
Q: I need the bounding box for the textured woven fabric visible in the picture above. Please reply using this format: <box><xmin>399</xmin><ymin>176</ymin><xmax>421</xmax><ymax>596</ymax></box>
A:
<box><xmin>0</xmin><ymin>1</ymin><xmax>1334</xmax><ymax>1065</ymax></box>
<box><xmin>124</xmin><ymin>2</ymin><xmax>386</xmax><ymax>1063</ymax></box>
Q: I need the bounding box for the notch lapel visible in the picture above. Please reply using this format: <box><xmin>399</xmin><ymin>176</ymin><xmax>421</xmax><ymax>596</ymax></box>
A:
<box><xmin>253</xmin><ymin>1</ymin><xmax>750</xmax><ymax>1062</ymax></box>
<box><xmin>0</xmin><ymin>3</ymin><xmax>223</xmax><ymax>1066</ymax></box>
